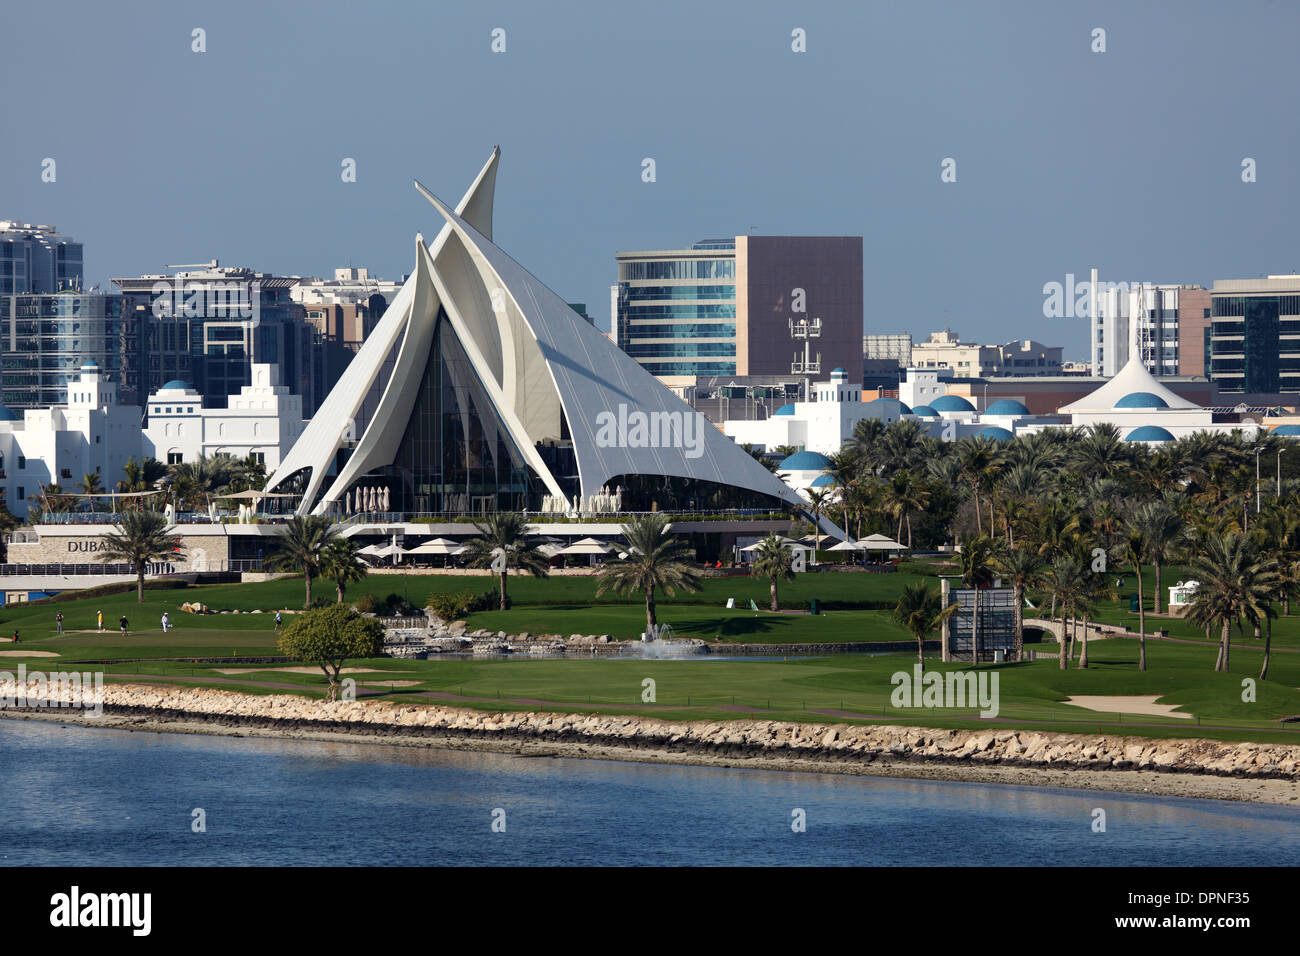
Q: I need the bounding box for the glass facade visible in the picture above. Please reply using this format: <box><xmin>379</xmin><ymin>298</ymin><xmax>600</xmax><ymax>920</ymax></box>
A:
<box><xmin>0</xmin><ymin>293</ymin><xmax>138</xmax><ymax>407</ymax></box>
<box><xmin>362</xmin><ymin>310</ymin><xmax>575</xmax><ymax>513</ymax></box>
<box><xmin>616</xmin><ymin>241</ymin><xmax>739</xmax><ymax>376</ymax></box>
<box><xmin>1210</xmin><ymin>293</ymin><xmax>1300</xmax><ymax>392</ymax></box>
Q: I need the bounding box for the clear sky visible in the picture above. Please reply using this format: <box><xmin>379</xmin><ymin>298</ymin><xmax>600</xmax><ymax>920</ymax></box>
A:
<box><xmin>3</xmin><ymin>0</ymin><xmax>1298</xmax><ymax>361</ymax></box>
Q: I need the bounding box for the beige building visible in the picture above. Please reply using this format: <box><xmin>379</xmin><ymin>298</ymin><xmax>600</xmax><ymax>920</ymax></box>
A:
<box><xmin>910</xmin><ymin>331</ymin><xmax>1063</xmax><ymax>377</ymax></box>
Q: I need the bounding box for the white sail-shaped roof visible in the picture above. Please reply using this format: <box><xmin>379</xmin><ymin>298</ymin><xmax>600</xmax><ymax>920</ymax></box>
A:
<box><xmin>1058</xmin><ymin>356</ymin><xmax>1201</xmax><ymax>413</ymax></box>
<box><xmin>265</xmin><ymin>149</ymin><xmax>823</xmax><ymax>527</ymax></box>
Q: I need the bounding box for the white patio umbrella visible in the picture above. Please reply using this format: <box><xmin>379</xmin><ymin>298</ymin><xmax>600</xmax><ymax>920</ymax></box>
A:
<box><xmin>826</xmin><ymin>539</ymin><xmax>866</xmax><ymax>551</ymax></box>
<box><xmin>556</xmin><ymin>537</ymin><xmax>613</xmax><ymax>555</ymax></box>
<box><xmin>738</xmin><ymin>536</ymin><xmax>809</xmax><ymax>552</ymax></box>
<box><xmin>859</xmin><ymin>533</ymin><xmax>906</xmax><ymax>550</ymax></box>
<box><xmin>406</xmin><ymin>538</ymin><xmax>465</xmax><ymax>555</ymax></box>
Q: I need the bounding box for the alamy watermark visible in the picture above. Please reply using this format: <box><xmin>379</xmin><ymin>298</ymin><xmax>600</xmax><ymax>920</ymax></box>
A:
<box><xmin>0</xmin><ymin>665</ymin><xmax>104</xmax><ymax>717</ymax></box>
<box><xmin>890</xmin><ymin>664</ymin><xmax>999</xmax><ymax>718</ymax></box>
<box><xmin>1042</xmin><ymin>273</ymin><xmax>1145</xmax><ymax>319</ymax></box>
<box><xmin>594</xmin><ymin>403</ymin><xmax>707</xmax><ymax>459</ymax></box>
<box><xmin>150</xmin><ymin>276</ymin><xmax>260</xmax><ymax>322</ymax></box>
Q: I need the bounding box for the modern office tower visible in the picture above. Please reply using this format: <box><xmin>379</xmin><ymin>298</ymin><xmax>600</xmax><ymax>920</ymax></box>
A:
<box><xmin>0</xmin><ymin>291</ymin><xmax>142</xmax><ymax>409</ymax></box>
<box><xmin>0</xmin><ymin>221</ymin><xmax>83</xmax><ymax>294</ymax></box>
<box><xmin>863</xmin><ymin>332</ymin><xmax>912</xmax><ymax>366</ymax></box>
<box><xmin>911</xmin><ymin>330</ymin><xmax>1062</xmax><ymax>377</ymax></box>
<box><xmin>1209</xmin><ymin>275</ymin><xmax>1300</xmax><ymax>394</ymax></box>
<box><xmin>1090</xmin><ymin>282</ymin><xmax>1205</xmax><ymax>377</ymax></box>
<box><xmin>614</xmin><ymin>236</ymin><xmax>862</xmax><ymax>384</ymax></box>
<box><xmin>112</xmin><ymin>262</ymin><xmax>323</xmax><ymax>416</ymax></box>
<box><xmin>1176</xmin><ymin>288</ymin><xmax>1212</xmax><ymax>376</ymax></box>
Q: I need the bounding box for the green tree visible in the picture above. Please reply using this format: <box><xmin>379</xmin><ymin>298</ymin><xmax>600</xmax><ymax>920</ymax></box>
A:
<box><xmin>277</xmin><ymin>603</ymin><xmax>385</xmax><ymax>701</ymax></box>
<box><xmin>595</xmin><ymin>513</ymin><xmax>702</xmax><ymax>632</ymax></box>
<box><xmin>750</xmin><ymin>533</ymin><xmax>796</xmax><ymax>612</ymax></box>
<box><xmin>1184</xmin><ymin>533</ymin><xmax>1280</xmax><ymax>672</ymax></box>
<box><xmin>893</xmin><ymin>582</ymin><xmax>959</xmax><ymax>670</ymax></box>
<box><xmin>1043</xmin><ymin>554</ymin><xmax>1084</xmax><ymax>671</ymax></box>
<box><xmin>96</xmin><ymin>510</ymin><xmax>184</xmax><ymax>603</ymax></box>
<box><xmin>462</xmin><ymin>512</ymin><xmax>549</xmax><ymax>610</ymax></box>
<box><xmin>267</xmin><ymin>514</ymin><xmax>338</xmax><ymax>608</ymax></box>
<box><xmin>1121</xmin><ymin>527</ymin><xmax>1150</xmax><ymax>671</ymax></box>
<box><xmin>322</xmin><ymin>537</ymin><xmax>369</xmax><ymax>603</ymax></box>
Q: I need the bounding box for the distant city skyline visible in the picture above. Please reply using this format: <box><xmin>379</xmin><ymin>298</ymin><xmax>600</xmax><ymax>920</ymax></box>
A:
<box><xmin>4</xmin><ymin>0</ymin><xmax>1299</xmax><ymax>363</ymax></box>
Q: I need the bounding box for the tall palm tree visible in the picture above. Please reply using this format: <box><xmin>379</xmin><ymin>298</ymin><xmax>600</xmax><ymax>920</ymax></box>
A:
<box><xmin>97</xmin><ymin>510</ymin><xmax>184</xmax><ymax>603</ymax></box>
<box><xmin>1043</xmin><ymin>554</ymin><xmax>1084</xmax><ymax>671</ymax></box>
<box><xmin>994</xmin><ymin>544</ymin><xmax>1043</xmax><ymax>662</ymax></box>
<box><xmin>956</xmin><ymin>437</ymin><xmax>997</xmax><ymax>534</ymax></box>
<box><xmin>1184</xmin><ymin>532</ymin><xmax>1279</xmax><ymax>672</ymax></box>
<box><xmin>595</xmin><ymin>513</ymin><xmax>702</xmax><ymax>632</ymax></box>
<box><xmin>750</xmin><ymin>533</ymin><xmax>796</xmax><ymax>612</ymax></box>
<box><xmin>806</xmin><ymin>487</ymin><xmax>833</xmax><ymax>559</ymax></box>
<box><xmin>893</xmin><ymin>582</ymin><xmax>959</xmax><ymax>670</ymax></box>
<box><xmin>957</xmin><ymin>532</ymin><xmax>995</xmax><ymax>664</ymax></box>
<box><xmin>267</xmin><ymin>514</ymin><xmax>337</xmax><ymax>608</ymax></box>
<box><xmin>1121</xmin><ymin>527</ymin><xmax>1150</xmax><ymax>671</ymax></box>
<box><xmin>321</xmin><ymin>537</ymin><xmax>368</xmax><ymax>603</ymax></box>
<box><xmin>462</xmin><ymin>511</ymin><xmax>549</xmax><ymax>611</ymax></box>
<box><xmin>79</xmin><ymin>472</ymin><xmax>104</xmax><ymax>512</ymax></box>
<box><xmin>1140</xmin><ymin>500</ymin><xmax>1185</xmax><ymax>615</ymax></box>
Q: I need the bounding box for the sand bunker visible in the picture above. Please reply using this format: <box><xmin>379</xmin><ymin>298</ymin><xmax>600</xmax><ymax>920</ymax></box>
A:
<box><xmin>213</xmin><ymin>666</ymin><xmax>404</xmax><ymax>676</ymax></box>
<box><xmin>1064</xmin><ymin>695</ymin><xmax>1192</xmax><ymax>719</ymax></box>
<box><xmin>0</xmin><ymin>650</ymin><xmax>61</xmax><ymax>658</ymax></box>
<box><xmin>361</xmin><ymin>680</ymin><xmax>421</xmax><ymax>688</ymax></box>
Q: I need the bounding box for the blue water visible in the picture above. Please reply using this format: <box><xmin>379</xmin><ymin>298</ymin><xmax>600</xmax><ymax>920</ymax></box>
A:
<box><xmin>1</xmin><ymin>718</ymin><xmax>1297</xmax><ymax>866</ymax></box>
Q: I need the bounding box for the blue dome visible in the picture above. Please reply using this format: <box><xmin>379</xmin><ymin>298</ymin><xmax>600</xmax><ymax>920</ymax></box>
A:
<box><xmin>1115</xmin><ymin>391</ymin><xmax>1169</xmax><ymax>409</ymax></box>
<box><xmin>1273</xmin><ymin>425</ymin><xmax>1300</xmax><ymax>437</ymax></box>
<box><xmin>866</xmin><ymin>397</ymin><xmax>911</xmax><ymax>414</ymax></box>
<box><xmin>773</xmin><ymin>403</ymin><xmax>796</xmax><ymax>416</ymax></box>
<box><xmin>778</xmin><ymin>451</ymin><xmax>833</xmax><ymax>471</ymax></box>
<box><xmin>984</xmin><ymin>399</ymin><xmax>1030</xmax><ymax>416</ymax></box>
<box><xmin>831</xmin><ymin>367</ymin><xmax>846</xmax><ymax>374</ymax></box>
<box><xmin>910</xmin><ymin>404</ymin><xmax>937</xmax><ymax>417</ymax></box>
<box><xmin>161</xmin><ymin>380</ymin><xmax>192</xmax><ymax>391</ymax></box>
<box><xmin>1125</xmin><ymin>425</ymin><xmax>1176</xmax><ymax>443</ymax></box>
<box><xmin>810</xmin><ymin>474</ymin><xmax>835</xmax><ymax>487</ymax></box>
<box><xmin>930</xmin><ymin>395</ymin><xmax>976</xmax><ymax>412</ymax></box>
<box><xmin>975</xmin><ymin>426</ymin><xmax>1015</xmax><ymax>441</ymax></box>
<box><xmin>0</xmin><ymin>405</ymin><xmax>19</xmax><ymax>421</ymax></box>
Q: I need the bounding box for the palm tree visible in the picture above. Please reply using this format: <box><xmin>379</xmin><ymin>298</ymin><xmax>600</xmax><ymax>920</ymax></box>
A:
<box><xmin>750</xmin><ymin>534</ymin><xmax>796</xmax><ymax>611</ymax></box>
<box><xmin>1140</xmin><ymin>500</ymin><xmax>1185</xmax><ymax>615</ymax></box>
<box><xmin>893</xmin><ymin>582</ymin><xmax>959</xmax><ymax>670</ymax></box>
<box><xmin>956</xmin><ymin>438</ymin><xmax>997</xmax><ymax>533</ymax></box>
<box><xmin>1184</xmin><ymin>532</ymin><xmax>1279</xmax><ymax>672</ymax></box>
<box><xmin>78</xmin><ymin>472</ymin><xmax>104</xmax><ymax>512</ymax></box>
<box><xmin>1121</xmin><ymin>527</ymin><xmax>1150</xmax><ymax>671</ymax></box>
<box><xmin>806</xmin><ymin>487</ymin><xmax>833</xmax><ymax>559</ymax></box>
<box><xmin>1043</xmin><ymin>554</ymin><xmax>1084</xmax><ymax>671</ymax></box>
<box><xmin>957</xmin><ymin>532</ymin><xmax>995</xmax><ymax>664</ymax></box>
<box><xmin>267</xmin><ymin>514</ymin><xmax>337</xmax><ymax>608</ymax></box>
<box><xmin>994</xmin><ymin>544</ymin><xmax>1043</xmax><ymax>662</ymax></box>
<box><xmin>462</xmin><ymin>512</ymin><xmax>549</xmax><ymax>610</ymax></box>
<box><xmin>97</xmin><ymin>510</ymin><xmax>184</xmax><ymax>603</ymax></box>
<box><xmin>595</xmin><ymin>513</ymin><xmax>702</xmax><ymax>632</ymax></box>
<box><xmin>322</xmin><ymin>537</ymin><xmax>368</xmax><ymax>603</ymax></box>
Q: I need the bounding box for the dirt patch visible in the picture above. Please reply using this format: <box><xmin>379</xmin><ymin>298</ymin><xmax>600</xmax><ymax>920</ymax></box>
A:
<box><xmin>0</xmin><ymin>650</ymin><xmax>61</xmax><ymax>658</ymax></box>
<box><xmin>1065</xmin><ymin>695</ymin><xmax>1192</xmax><ymax>719</ymax></box>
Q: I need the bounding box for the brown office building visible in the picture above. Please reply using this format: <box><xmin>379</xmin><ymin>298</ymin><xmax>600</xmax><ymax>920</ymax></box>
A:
<box><xmin>615</xmin><ymin>236</ymin><xmax>862</xmax><ymax>388</ymax></box>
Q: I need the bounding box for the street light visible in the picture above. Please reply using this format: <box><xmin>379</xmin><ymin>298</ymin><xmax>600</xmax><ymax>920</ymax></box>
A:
<box><xmin>1256</xmin><ymin>447</ymin><xmax>1262</xmax><ymax>514</ymax></box>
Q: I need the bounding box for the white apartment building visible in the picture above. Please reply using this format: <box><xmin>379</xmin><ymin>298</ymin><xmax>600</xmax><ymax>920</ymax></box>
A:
<box><xmin>1091</xmin><ymin>283</ymin><xmax>1191</xmax><ymax>377</ymax></box>
<box><xmin>911</xmin><ymin>330</ymin><xmax>1062</xmax><ymax>377</ymax></box>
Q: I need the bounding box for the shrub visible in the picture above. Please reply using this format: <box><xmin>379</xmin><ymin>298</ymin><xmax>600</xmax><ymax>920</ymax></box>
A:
<box><xmin>426</xmin><ymin>590</ymin><xmax>494</xmax><ymax>620</ymax></box>
<box><xmin>354</xmin><ymin>593</ymin><xmax>378</xmax><ymax>613</ymax></box>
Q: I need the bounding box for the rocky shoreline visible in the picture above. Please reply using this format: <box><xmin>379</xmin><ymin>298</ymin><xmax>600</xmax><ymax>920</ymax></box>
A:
<box><xmin>3</xmin><ymin>680</ymin><xmax>1300</xmax><ymax>805</ymax></box>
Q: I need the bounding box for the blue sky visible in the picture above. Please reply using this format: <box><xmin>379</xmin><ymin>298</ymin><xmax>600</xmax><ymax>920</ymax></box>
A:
<box><xmin>3</xmin><ymin>0</ymin><xmax>1298</xmax><ymax>360</ymax></box>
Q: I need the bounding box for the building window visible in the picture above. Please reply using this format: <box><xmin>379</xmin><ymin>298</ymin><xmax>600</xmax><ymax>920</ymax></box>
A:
<box><xmin>167</xmin><ymin>452</ymin><xmax>182</xmax><ymax>465</ymax></box>
<box><xmin>17</xmin><ymin>456</ymin><xmax>24</xmax><ymax>470</ymax></box>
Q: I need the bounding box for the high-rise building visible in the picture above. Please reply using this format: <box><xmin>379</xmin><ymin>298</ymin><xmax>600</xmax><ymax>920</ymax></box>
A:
<box><xmin>1209</xmin><ymin>276</ymin><xmax>1300</xmax><ymax>393</ymax></box>
<box><xmin>0</xmin><ymin>221</ymin><xmax>83</xmax><ymax>295</ymax></box>
<box><xmin>614</xmin><ymin>236</ymin><xmax>862</xmax><ymax>384</ymax></box>
<box><xmin>1091</xmin><ymin>282</ymin><xmax>1204</xmax><ymax>377</ymax></box>
<box><xmin>112</xmin><ymin>263</ymin><xmax>323</xmax><ymax>416</ymax></box>
<box><xmin>0</xmin><ymin>291</ymin><xmax>143</xmax><ymax>409</ymax></box>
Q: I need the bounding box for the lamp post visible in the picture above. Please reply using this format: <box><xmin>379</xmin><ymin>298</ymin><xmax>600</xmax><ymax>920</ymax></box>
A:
<box><xmin>1256</xmin><ymin>447</ymin><xmax>1262</xmax><ymax>514</ymax></box>
<box><xmin>1280</xmin><ymin>447</ymin><xmax>1286</xmax><ymax>500</ymax></box>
